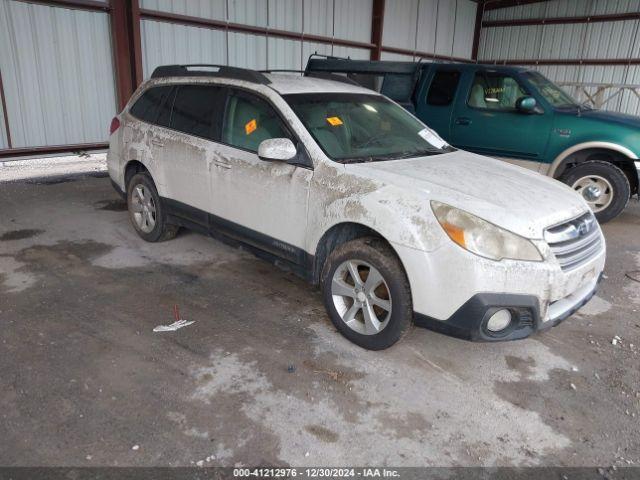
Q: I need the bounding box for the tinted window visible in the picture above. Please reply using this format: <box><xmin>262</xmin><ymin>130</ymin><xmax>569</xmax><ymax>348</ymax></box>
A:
<box><xmin>222</xmin><ymin>91</ymin><xmax>291</xmax><ymax>152</ymax></box>
<box><xmin>130</xmin><ymin>86</ymin><xmax>174</xmax><ymax>123</ymax></box>
<box><xmin>156</xmin><ymin>87</ymin><xmax>176</xmax><ymax>128</ymax></box>
<box><xmin>170</xmin><ymin>85</ymin><xmax>222</xmax><ymax>140</ymax></box>
<box><xmin>468</xmin><ymin>72</ymin><xmax>527</xmax><ymax>110</ymax></box>
<box><xmin>427</xmin><ymin>70</ymin><xmax>460</xmax><ymax>106</ymax></box>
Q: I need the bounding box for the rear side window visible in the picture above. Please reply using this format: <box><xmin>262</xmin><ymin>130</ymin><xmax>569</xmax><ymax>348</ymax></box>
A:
<box><xmin>129</xmin><ymin>86</ymin><xmax>174</xmax><ymax>123</ymax></box>
<box><xmin>170</xmin><ymin>85</ymin><xmax>223</xmax><ymax>140</ymax></box>
<box><xmin>427</xmin><ymin>70</ymin><xmax>460</xmax><ymax>106</ymax></box>
<box><xmin>222</xmin><ymin>90</ymin><xmax>291</xmax><ymax>152</ymax></box>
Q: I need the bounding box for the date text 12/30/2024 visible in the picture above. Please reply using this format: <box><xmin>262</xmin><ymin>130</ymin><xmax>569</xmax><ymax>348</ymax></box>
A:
<box><xmin>233</xmin><ymin>468</ymin><xmax>401</xmax><ymax>478</ymax></box>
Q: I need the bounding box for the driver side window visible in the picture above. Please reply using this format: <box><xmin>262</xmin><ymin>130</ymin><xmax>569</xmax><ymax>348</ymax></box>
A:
<box><xmin>468</xmin><ymin>72</ymin><xmax>527</xmax><ymax>111</ymax></box>
<box><xmin>222</xmin><ymin>90</ymin><xmax>291</xmax><ymax>152</ymax></box>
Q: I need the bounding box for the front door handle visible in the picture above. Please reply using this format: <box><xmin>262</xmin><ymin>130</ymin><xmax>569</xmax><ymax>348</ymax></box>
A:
<box><xmin>151</xmin><ymin>139</ymin><xmax>164</xmax><ymax>147</ymax></box>
<box><xmin>214</xmin><ymin>154</ymin><xmax>232</xmax><ymax>169</ymax></box>
<box><xmin>455</xmin><ymin>117</ymin><xmax>471</xmax><ymax>126</ymax></box>
<box><xmin>214</xmin><ymin>160</ymin><xmax>231</xmax><ymax>169</ymax></box>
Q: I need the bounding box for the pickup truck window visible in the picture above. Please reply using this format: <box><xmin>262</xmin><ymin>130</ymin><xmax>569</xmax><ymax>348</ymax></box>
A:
<box><xmin>285</xmin><ymin>93</ymin><xmax>452</xmax><ymax>163</ymax></box>
<box><xmin>468</xmin><ymin>72</ymin><xmax>527</xmax><ymax>111</ymax></box>
<box><xmin>427</xmin><ymin>70</ymin><xmax>460</xmax><ymax>106</ymax></box>
<box><xmin>521</xmin><ymin>71</ymin><xmax>580</xmax><ymax>109</ymax></box>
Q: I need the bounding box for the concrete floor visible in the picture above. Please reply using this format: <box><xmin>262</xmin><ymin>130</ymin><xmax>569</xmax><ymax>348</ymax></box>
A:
<box><xmin>1</xmin><ymin>174</ymin><xmax>639</xmax><ymax>468</ymax></box>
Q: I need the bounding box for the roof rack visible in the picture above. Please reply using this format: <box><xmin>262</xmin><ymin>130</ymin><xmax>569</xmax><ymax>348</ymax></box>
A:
<box><xmin>151</xmin><ymin>64</ymin><xmax>271</xmax><ymax>85</ymax></box>
<box><xmin>259</xmin><ymin>69</ymin><xmax>304</xmax><ymax>74</ymax></box>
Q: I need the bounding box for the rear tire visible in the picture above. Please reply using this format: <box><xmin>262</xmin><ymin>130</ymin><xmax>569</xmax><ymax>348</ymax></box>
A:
<box><xmin>320</xmin><ymin>237</ymin><xmax>413</xmax><ymax>350</ymax></box>
<box><xmin>560</xmin><ymin>160</ymin><xmax>630</xmax><ymax>224</ymax></box>
<box><xmin>127</xmin><ymin>172</ymin><xmax>178</xmax><ymax>242</ymax></box>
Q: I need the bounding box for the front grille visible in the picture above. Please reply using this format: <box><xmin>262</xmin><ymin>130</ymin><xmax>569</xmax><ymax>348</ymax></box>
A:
<box><xmin>545</xmin><ymin>212</ymin><xmax>603</xmax><ymax>271</ymax></box>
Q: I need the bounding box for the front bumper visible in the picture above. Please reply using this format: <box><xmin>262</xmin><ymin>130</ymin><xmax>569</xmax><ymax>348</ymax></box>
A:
<box><xmin>414</xmin><ymin>273</ymin><xmax>602</xmax><ymax>342</ymax></box>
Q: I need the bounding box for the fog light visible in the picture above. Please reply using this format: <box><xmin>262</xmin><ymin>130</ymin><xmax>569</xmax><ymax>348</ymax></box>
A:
<box><xmin>486</xmin><ymin>309</ymin><xmax>512</xmax><ymax>332</ymax></box>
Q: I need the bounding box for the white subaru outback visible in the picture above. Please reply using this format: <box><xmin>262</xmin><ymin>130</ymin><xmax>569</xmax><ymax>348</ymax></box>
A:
<box><xmin>107</xmin><ymin>64</ymin><xmax>606</xmax><ymax>350</ymax></box>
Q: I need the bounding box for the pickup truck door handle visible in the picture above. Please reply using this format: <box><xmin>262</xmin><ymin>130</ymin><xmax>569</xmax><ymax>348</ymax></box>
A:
<box><xmin>150</xmin><ymin>139</ymin><xmax>164</xmax><ymax>147</ymax></box>
<box><xmin>455</xmin><ymin>117</ymin><xmax>471</xmax><ymax>126</ymax></box>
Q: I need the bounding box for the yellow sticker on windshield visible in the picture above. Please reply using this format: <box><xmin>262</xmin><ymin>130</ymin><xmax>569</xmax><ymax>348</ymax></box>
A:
<box><xmin>245</xmin><ymin>119</ymin><xmax>257</xmax><ymax>135</ymax></box>
<box><xmin>326</xmin><ymin>116</ymin><xmax>343</xmax><ymax>126</ymax></box>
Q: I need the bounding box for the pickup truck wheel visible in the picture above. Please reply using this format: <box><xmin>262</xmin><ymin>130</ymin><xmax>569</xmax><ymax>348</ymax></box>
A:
<box><xmin>560</xmin><ymin>160</ymin><xmax>630</xmax><ymax>223</ymax></box>
<box><xmin>127</xmin><ymin>172</ymin><xmax>178</xmax><ymax>242</ymax></box>
<box><xmin>321</xmin><ymin>237</ymin><xmax>412</xmax><ymax>350</ymax></box>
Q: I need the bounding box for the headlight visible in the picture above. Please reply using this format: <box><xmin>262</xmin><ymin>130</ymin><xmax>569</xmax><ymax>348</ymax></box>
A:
<box><xmin>431</xmin><ymin>201</ymin><xmax>542</xmax><ymax>262</ymax></box>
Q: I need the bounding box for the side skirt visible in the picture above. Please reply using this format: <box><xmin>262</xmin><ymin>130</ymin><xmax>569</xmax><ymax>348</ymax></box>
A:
<box><xmin>161</xmin><ymin>197</ymin><xmax>316</xmax><ymax>283</ymax></box>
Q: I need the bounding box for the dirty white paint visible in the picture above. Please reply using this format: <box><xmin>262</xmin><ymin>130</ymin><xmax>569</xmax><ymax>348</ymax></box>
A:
<box><xmin>107</xmin><ymin>73</ymin><xmax>606</xmax><ymax>324</ymax></box>
<box><xmin>188</xmin><ymin>325</ymin><xmax>573</xmax><ymax>466</ymax></box>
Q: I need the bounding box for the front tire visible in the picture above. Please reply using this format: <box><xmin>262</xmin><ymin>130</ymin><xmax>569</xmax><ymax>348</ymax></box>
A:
<box><xmin>321</xmin><ymin>237</ymin><xmax>413</xmax><ymax>350</ymax></box>
<box><xmin>560</xmin><ymin>160</ymin><xmax>630</xmax><ymax>223</ymax></box>
<box><xmin>127</xmin><ymin>172</ymin><xmax>178</xmax><ymax>242</ymax></box>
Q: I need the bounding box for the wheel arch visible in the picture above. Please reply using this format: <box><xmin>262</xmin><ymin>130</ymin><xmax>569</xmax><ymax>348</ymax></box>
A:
<box><xmin>549</xmin><ymin>142</ymin><xmax>639</xmax><ymax>194</ymax></box>
<box><xmin>124</xmin><ymin>160</ymin><xmax>150</xmax><ymax>189</ymax></box>
<box><xmin>312</xmin><ymin>222</ymin><xmax>406</xmax><ymax>286</ymax></box>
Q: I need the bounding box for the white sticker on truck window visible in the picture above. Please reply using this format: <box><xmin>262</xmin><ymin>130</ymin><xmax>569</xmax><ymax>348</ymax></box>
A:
<box><xmin>418</xmin><ymin>128</ymin><xmax>447</xmax><ymax>149</ymax></box>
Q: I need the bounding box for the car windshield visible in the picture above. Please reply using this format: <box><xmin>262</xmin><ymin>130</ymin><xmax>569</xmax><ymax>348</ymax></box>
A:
<box><xmin>521</xmin><ymin>71</ymin><xmax>583</xmax><ymax>109</ymax></box>
<box><xmin>284</xmin><ymin>93</ymin><xmax>454</xmax><ymax>163</ymax></box>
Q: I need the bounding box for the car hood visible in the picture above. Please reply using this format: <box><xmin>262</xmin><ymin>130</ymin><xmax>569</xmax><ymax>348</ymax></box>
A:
<box><xmin>558</xmin><ymin>107</ymin><xmax>640</xmax><ymax>129</ymax></box>
<box><xmin>345</xmin><ymin>150</ymin><xmax>589</xmax><ymax>239</ymax></box>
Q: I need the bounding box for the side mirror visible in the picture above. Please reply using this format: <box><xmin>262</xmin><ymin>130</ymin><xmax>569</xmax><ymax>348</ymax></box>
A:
<box><xmin>516</xmin><ymin>96</ymin><xmax>537</xmax><ymax>114</ymax></box>
<box><xmin>258</xmin><ymin>138</ymin><xmax>297</xmax><ymax>162</ymax></box>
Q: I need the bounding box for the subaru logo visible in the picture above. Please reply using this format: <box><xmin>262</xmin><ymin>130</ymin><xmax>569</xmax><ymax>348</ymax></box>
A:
<box><xmin>576</xmin><ymin>216</ymin><xmax>594</xmax><ymax>236</ymax></box>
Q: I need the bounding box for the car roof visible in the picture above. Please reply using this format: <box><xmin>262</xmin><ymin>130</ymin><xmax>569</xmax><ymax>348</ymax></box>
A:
<box><xmin>139</xmin><ymin>73</ymin><xmax>378</xmax><ymax>102</ymax></box>
<box><xmin>263</xmin><ymin>73</ymin><xmax>374</xmax><ymax>96</ymax></box>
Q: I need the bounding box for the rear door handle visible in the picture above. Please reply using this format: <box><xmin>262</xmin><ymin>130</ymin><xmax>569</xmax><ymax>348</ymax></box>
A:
<box><xmin>214</xmin><ymin>161</ymin><xmax>231</xmax><ymax>169</ymax></box>
<box><xmin>455</xmin><ymin>117</ymin><xmax>471</xmax><ymax>126</ymax></box>
<box><xmin>151</xmin><ymin>139</ymin><xmax>164</xmax><ymax>147</ymax></box>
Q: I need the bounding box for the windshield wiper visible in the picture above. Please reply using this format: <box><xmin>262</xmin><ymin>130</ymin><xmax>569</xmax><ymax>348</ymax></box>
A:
<box><xmin>392</xmin><ymin>149</ymin><xmax>442</xmax><ymax>160</ymax></box>
<box><xmin>339</xmin><ymin>148</ymin><xmax>445</xmax><ymax>164</ymax></box>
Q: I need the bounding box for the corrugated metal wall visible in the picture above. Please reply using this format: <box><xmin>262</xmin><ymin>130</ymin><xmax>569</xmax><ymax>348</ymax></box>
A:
<box><xmin>478</xmin><ymin>0</ymin><xmax>640</xmax><ymax>115</ymax></box>
<box><xmin>0</xmin><ymin>0</ymin><xmax>117</xmax><ymax>149</ymax></box>
<box><xmin>381</xmin><ymin>0</ymin><xmax>477</xmax><ymax>61</ymax></box>
<box><xmin>140</xmin><ymin>0</ymin><xmax>372</xmax><ymax>78</ymax></box>
<box><xmin>0</xmin><ymin>0</ymin><xmax>479</xmax><ymax>152</ymax></box>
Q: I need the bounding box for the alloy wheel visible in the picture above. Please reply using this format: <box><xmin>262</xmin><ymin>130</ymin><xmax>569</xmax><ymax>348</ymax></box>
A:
<box><xmin>130</xmin><ymin>184</ymin><xmax>157</xmax><ymax>233</ymax></box>
<box><xmin>331</xmin><ymin>260</ymin><xmax>392</xmax><ymax>335</ymax></box>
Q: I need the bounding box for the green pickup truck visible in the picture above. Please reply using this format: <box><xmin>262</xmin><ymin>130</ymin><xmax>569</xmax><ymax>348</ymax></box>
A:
<box><xmin>306</xmin><ymin>57</ymin><xmax>640</xmax><ymax>223</ymax></box>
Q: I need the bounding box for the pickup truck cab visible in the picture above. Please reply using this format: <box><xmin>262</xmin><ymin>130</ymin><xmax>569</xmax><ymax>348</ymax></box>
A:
<box><xmin>306</xmin><ymin>57</ymin><xmax>640</xmax><ymax>223</ymax></box>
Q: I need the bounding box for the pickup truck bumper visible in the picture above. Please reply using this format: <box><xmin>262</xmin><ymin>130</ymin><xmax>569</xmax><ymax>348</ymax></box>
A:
<box><xmin>413</xmin><ymin>273</ymin><xmax>601</xmax><ymax>342</ymax></box>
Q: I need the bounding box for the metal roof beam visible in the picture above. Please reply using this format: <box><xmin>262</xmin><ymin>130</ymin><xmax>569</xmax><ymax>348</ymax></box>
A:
<box><xmin>483</xmin><ymin>11</ymin><xmax>640</xmax><ymax>27</ymax></box>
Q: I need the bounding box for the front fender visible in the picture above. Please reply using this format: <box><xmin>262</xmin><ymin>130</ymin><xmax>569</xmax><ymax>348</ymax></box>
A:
<box><xmin>548</xmin><ymin>141</ymin><xmax>639</xmax><ymax>177</ymax></box>
<box><xmin>307</xmin><ymin>162</ymin><xmax>445</xmax><ymax>255</ymax></box>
